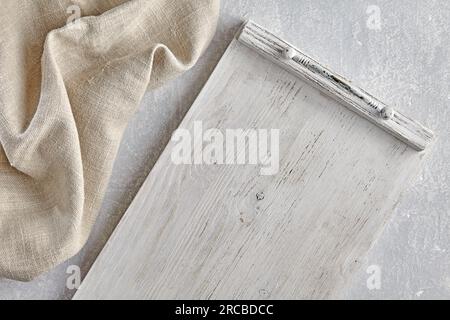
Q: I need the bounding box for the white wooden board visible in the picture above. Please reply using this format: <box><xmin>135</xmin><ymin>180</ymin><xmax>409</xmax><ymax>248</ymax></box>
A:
<box><xmin>74</xmin><ymin>21</ymin><xmax>432</xmax><ymax>300</ymax></box>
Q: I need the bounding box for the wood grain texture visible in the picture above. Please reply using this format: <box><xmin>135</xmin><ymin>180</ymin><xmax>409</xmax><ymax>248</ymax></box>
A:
<box><xmin>239</xmin><ymin>21</ymin><xmax>434</xmax><ymax>151</ymax></box>
<box><xmin>74</xmin><ymin>36</ymin><xmax>428</xmax><ymax>300</ymax></box>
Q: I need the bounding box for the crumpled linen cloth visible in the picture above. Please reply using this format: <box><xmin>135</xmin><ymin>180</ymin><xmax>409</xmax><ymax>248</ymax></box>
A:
<box><xmin>0</xmin><ymin>0</ymin><xmax>219</xmax><ymax>281</ymax></box>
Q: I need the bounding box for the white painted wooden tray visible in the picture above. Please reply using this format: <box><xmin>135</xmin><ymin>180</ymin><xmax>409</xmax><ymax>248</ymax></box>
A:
<box><xmin>74</xmin><ymin>21</ymin><xmax>433</xmax><ymax>299</ymax></box>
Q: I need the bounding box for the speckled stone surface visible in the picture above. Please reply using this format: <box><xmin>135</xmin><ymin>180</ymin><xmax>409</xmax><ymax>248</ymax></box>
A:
<box><xmin>1</xmin><ymin>0</ymin><xmax>448</xmax><ymax>300</ymax></box>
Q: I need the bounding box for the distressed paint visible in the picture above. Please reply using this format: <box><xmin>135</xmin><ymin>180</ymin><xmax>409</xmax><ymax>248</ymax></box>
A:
<box><xmin>74</xmin><ymin>37</ymin><xmax>428</xmax><ymax>299</ymax></box>
<box><xmin>1</xmin><ymin>0</ymin><xmax>449</xmax><ymax>300</ymax></box>
<box><xmin>238</xmin><ymin>20</ymin><xmax>433</xmax><ymax>151</ymax></box>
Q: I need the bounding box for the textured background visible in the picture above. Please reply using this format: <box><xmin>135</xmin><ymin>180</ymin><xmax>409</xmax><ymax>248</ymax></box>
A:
<box><xmin>1</xmin><ymin>0</ymin><xmax>449</xmax><ymax>299</ymax></box>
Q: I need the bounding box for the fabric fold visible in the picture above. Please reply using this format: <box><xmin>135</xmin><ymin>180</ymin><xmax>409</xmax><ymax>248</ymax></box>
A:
<box><xmin>0</xmin><ymin>0</ymin><xmax>219</xmax><ymax>281</ymax></box>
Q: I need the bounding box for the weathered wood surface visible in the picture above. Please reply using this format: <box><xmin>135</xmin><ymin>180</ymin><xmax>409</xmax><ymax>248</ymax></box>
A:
<box><xmin>74</xmin><ymin>34</ymin><xmax>428</xmax><ymax>299</ymax></box>
<box><xmin>238</xmin><ymin>21</ymin><xmax>433</xmax><ymax>151</ymax></box>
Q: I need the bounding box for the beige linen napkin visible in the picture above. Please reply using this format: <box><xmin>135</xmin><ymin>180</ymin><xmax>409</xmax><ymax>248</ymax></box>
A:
<box><xmin>0</xmin><ymin>0</ymin><xmax>219</xmax><ymax>281</ymax></box>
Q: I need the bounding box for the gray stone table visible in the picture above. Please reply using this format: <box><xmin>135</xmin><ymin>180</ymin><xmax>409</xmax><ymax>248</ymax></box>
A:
<box><xmin>1</xmin><ymin>0</ymin><xmax>449</xmax><ymax>300</ymax></box>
